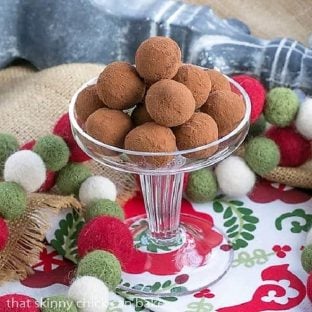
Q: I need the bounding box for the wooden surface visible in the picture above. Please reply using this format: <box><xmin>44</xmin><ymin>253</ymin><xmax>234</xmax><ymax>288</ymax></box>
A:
<box><xmin>185</xmin><ymin>0</ymin><xmax>312</xmax><ymax>44</ymax></box>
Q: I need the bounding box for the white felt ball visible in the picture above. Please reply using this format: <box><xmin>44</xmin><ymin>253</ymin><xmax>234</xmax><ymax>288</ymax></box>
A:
<box><xmin>45</xmin><ymin>208</ymin><xmax>72</xmax><ymax>243</ymax></box>
<box><xmin>4</xmin><ymin>150</ymin><xmax>46</xmax><ymax>193</ymax></box>
<box><xmin>295</xmin><ymin>97</ymin><xmax>312</xmax><ymax>139</ymax></box>
<box><xmin>68</xmin><ymin>276</ymin><xmax>109</xmax><ymax>312</ymax></box>
<box><xmin>215</xmin><ymin>156</ymin><xmax>256</xmax><ymax>197</ymax></box>
<box><xmin>79</xmin><ymin>176</ymin><xmax>117</xmax><ymax>205</ymax></box>
<box><xmin>306</xmin><ymin>227</ymin><xmax>312</xmax><ymax>246</ymax></box>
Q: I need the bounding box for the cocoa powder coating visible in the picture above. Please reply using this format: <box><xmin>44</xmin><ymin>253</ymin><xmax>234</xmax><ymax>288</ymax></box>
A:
<box><xmin>174</xmin><ymin>112</ymin><xmax>218</xmax><ymax>159</ymax></box>
<box><xmin>135</xmin><ymin>37</ymin><xmax>182</xmax><ymax>82</ymax></box>
<box><xmin>201</xmin><ymin>90</ymin><xmax>245</xmax><ymax>137</ymax></box>
<box><xmin>145</xmin><ymin>79</ymin><xmax>195</xmax><ymax>127</ymax></box>
<box><xmin>207</xmin><ymin>69</ymin><xmax>231</xmax><ymax>93</ymax></box>
<box><xmin>124</xmin><ymin>122</ymin><xmax>177</xmax><ymax>167</ymax></box>
<box><xmin>76</xmin><ymin>85</ymin><xmax>105</xmax><ymax>123</ymax></box>
<box><xmin>96</xmin><ymin>62</ymin><xmax>145</xmax><ymax>110</ymax></box>
<box><xmin>174</xmin><ymin>65</ymin><xmax>211</xmax><ymax>109</ymax></box>
<box><xmin>131</xmin><ymin>104</ymin><xmax>153</xmax><ymax>126</ymax></box>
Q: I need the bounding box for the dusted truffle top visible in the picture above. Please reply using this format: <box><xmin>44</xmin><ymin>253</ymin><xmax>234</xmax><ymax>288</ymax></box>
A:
<box><xmin>201</xmin><ymin>90</ymin><xmax>245</xmax><ymax>137</ymax></box>
<box><xmin>85</xmin><ymin>108</ymin><xmax>133</xmax><ymax>149</ymax></box>
<box><xmin>76</xmin><ymin>85</ymin><xmax>105</xmax><ymax>123</ymax></box>
<box><xmin>174</xmin><ymin>64</ymin><xmax>211</xmax><ymax>109</ymax></box>
<box><xmin>207</xmin><ymin>69</ymin><xmax>231</xmax><ymax>92</ymax></box>
<box><xmin>145</xmin><ymin>79</ymin><xmax>195</xmax><ymax>127</ymax></box>
<box><xmin>96</xmin><ymin>62</ymin><xmax>145</xmax><ymax>110</ymax></box>
<box><xmin>135</xmin><ymin>36</ymin><xmax>182</xmax><ymax>83</ymax></box>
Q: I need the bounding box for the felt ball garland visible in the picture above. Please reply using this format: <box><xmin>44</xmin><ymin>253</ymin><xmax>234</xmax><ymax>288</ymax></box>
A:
<box><xmin>0</xmin><ymin>294</ymin><xmax>40</xmax><ymax>312</ymax></box>
<box><xmin>85</xmin><ymin>199</ymin><xmax>124</xmax><ymax>221</ymax></box>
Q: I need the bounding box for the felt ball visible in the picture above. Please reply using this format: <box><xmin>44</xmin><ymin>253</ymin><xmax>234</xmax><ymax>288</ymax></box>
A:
<box><xmin>20</xmin><ymin>140</ymin><xmax>57</xmax><ymax>192</ymax></box>
<box><xmin>4</xmin><ymin>150</ymin><xmax>46</xmax><ymax>193</ymax></box>
<box><xmin>301</xmin><ymin>245</ymin><xmax>312</xmax><ymax>273</ymax></box>
<box><xmin>68</xmin><ymin>276</ymin><xmax>109</xmax><ymax>312</ymax></box>
<box><xmin>20</xmin><ymin>139</ymin><xmax>36</xmax><ymax>150</ymax></box>
<box><xmin>232</xmin><ymin>75</ymin><xmax>266</xmax><ymax>123</ymax></box>
<box><xmin>295</xmin><ymin>97</ymin><xmax>312</xmax><ymax>139</ymax></box>
<box><xmin>45</xmin><ymin>208</ymin><xmax>72</xmax><ymax>243</ymax></box>
<box><xmin>266</xmin><ymin>126</ymin><xmax>311</xmax><ymax>167</ymax></box>
<box><xmin>56</xmin><ymin>163</ymin><xmax>92</xmax><ymax>195</ymax></box>
<box><xmin>264</xmin><ymin>87</ymin><xmax>299</xmax><ymax>127</ymax></box>
<box><xmin>245</xmin><ymin>137</ymin><xmax>280</xmax><ymax>176</ymax></box>
<box><xmin>34</xmin><ymin>135</ymin><xmax>70</xmax><ymax>171</ymax></box>
<box><xmin>77</xmin><ymin>216</ymin><xmax>133</xmax><ymax>267</ymax></box>
<box><xmin>0</xmin><ymin>294</ymin><xmax>39</xmax><ymax>312</ymax></box>
<box><xmin>0</xmin><ymin>217</ymin><xmax>9</xmax><ymax>251</ymax></box>
<box><xmin>79</xmin><ymin>176</ymin><xmax>117</xmax><ymax>206</ymax></box>
<box><xmin>0</xmin><ymin>133</ymin><xmax>19</xmax><ymax>176</ymax></box>
<box><xmin>0</xmin><ymin>182</ymin><xmax>27</xmax><ymax>220</ymax></box>
<box><xmin>86</xmin><ymin>199</ymin><xmax>124</xmax><ymax>221</ymax></box>
<box><xmin>77</xmin><ymin>250</ymin><xmax>121</xmax><ymax>290</ymax></box>
<box><xmin>39</xmin><ymin>171</ymin><xmax>57</xmax><ymax>192</ymax></box>
<box><xmin>307</xmin><ymin>273</ymin><xmax>312</xmax><ymax>302</ymax></box>
<box><xmin>248</xmin><ymin>114</ymin><xmax>267</xmax><ymax>137</ymax></box>
<box><xmin>53</xmin><ymin>113</ymin><xmax>91</xmax><ymax>163</ymax></box>
<box><xmin>42</xmin><ymin>295</ymin><xmax>78</xmax><ymax>312</ymax></box>
<box><xmin>215</xmin><ymin>156</ymin><xmax>256</xmax><ymax>197</ymax></box>
<box><xmin>306</xmin><ymin>227</ymin><xmax>312</xmax><ymax>246</ymax></box>
<box><xmin>186</xmin><ymin>169</ymin><xmax>218</xmax><ymax>203</ymax></box>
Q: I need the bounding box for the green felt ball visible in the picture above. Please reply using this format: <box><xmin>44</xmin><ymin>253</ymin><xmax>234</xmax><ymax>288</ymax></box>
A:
<box><xmin>264</xmin><ymin>87</ymin><xmax>299</xmax><ymax>127</ymax></box>
<box><xmin>56</xmin><ymin>163</ymin><xmax>91</xmax><ymax>195</ymax></box>
<box><xmin>86</xmin><ymin>199</ymin><xmax>124</xmax><ymax>222</ymax></box>
<box><xmin>245</xmin><ymin>137</ymin><xmax>280</xmax><ymax>176</ymax></box>
<box><xmin>0</xmin><ymin>133</ymin><xmax>19</xmax><ymax>176</ymax></box>
<box><xmin>77</xmin><ymin>250</ymin><xmax>121</xmax><ymax>290</ymax></box>
<box><xmin>249</xmin><ymin>115</ymin><xmax>267</xmax><ymax>137</ymax></box>
<box><xmin>186</xmin><ymin>169</ymin><xmax>218</xmax><ymax>203</ymax></box>
<box><xmin>0</xmin><ymin>182</ymin><xmax>27</xmax><ymax>220</ymax></box>
<box><xmin>42</xmin><ymin>295</ymin><xmax>78</xmax><ymax>312</ymax></box>
<box><xmin>301</xmin><ymin>245</ymin><xmax>312</xmax><ymax>273</ymax></box>
<box><xmin>34</xmin><ymin>135</ymin><xmax>70</xmax><ymax>171</ymax></box>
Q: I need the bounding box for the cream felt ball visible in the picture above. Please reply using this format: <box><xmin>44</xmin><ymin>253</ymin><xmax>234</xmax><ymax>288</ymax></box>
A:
<box><xmin>79</xmin><ymin>176</ymin><xmax>117</xmax><ymax>206</ymax></box>
<box><xmin>295</xmin><ymin>97</ymin><xmax>312</xmax><ymax>139</ymax></box>
<box><xmin>68</xmin><ymin>276</ymin><xmax>109</xmax><ymax>312</ymax></box>
<box><xmin>215</xmin><ymin>156</ymin><xmax>256</xmax><ymax>197</ymax></box>
<box><xmin>4</xmin><ymin>150</ymin><xmax>46</xmax><ymax>193</ymax></box>
<box><xmin>306</xmin><ymin>227</ymin><xmax>312</xmax><ymax>246</ymax></box>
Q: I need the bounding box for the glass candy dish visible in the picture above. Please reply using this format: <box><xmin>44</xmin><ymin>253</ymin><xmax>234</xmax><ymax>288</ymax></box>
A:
<box><xmin>69</xmin><ymin>75</ymin><xmax>251</xmax><ymax>297</ymax></box>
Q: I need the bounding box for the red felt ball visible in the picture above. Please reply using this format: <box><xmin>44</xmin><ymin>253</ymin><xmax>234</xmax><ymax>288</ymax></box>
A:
<box><xmin>77</xmin><ymin>215</ymin><xmax>134</xmax><ymax>268</ymax></box>
<box><xmin>232</xmin><ymin>75</ymin><xmax>266</xmax><ymax>123</ymax></box>
<box><xmin>20</xmin><ymin>140</ymin><xmax>36</xmax><ymax>150</ymax></box>
<box><xmin>0</xmin><ymin>218</ymin><xmax>9</xmax><ymax>251</ymax></box>
<box><xmin>0</xmin><ymin>294</ymin><xmax>39</xmax><ymax>311</ymax></box>
<box><xmin>266</xmin><ymin>126</ymin><xmax>311</xmax><ymax>167</ymax></box>
<box><xmin>53</xmin><ymin>113</ymin><xmax>91</xmax><ymax>162</ymax></box>
<box><xmin>307</xmin><ymin>273</ymin><xmax>312</xmax><ymax>302</ymax></box>
<box><xmin>183</xmin><ymin>173</ymin><xmax>190</xmax><ymax>192</ymax></box>
<box><xmin>38</xmin><ymin>171</ymin><xmax>56</xmax><ymax>192</ymax></box>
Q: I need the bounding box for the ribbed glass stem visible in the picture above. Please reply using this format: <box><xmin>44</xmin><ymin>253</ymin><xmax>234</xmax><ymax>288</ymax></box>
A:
<box><xmin>140</xmin><ymin>173</ymin><xmax>184</xmax><ymax>245</ymax></box>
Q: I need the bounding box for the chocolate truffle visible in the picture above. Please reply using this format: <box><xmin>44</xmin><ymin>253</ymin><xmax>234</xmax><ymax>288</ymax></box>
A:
<box><xmin>131</xmin><ymin>104</ymin><xmax>153</xmax><ymax>126</ymax></box>
<box><xmin>145</xmin><ymin>79</ymin><xmax>195</xmax><ymax>127</ymax></box>
<box><xmin>174</xmin><ymin>64</ymin><xmax>211</xmax><ymax>109</ymax></box>
<box><xmin>174</xmin><ymin>112</ymin><xmax>218</xmax><ymax>159</ymax></box>
<box><xmin>86</xmin><ymin>108</ymin><xmax>133</xmax><ymax>155</ymax></box>
<box><xmin>96</xmin><ymin>62</ymin><xmax>145</xmax><ymax>110</ymax></box>
<box><xmin>124</xmin><ymin>122</ymin><xmax>177</xmax><ymax>167</ymax></box>
<box><xmin>135</xmin><ymin>36</ymin><xmax>181</xmax><ymax>82</ymax></box>
<box><xmin>201</xmin><ymin>90</ymin><xmax>245</xmax><ymax>137</ymax></box>
<box><xmin>207</xmin><ymin>69</ymin><xmax>231</xmax><ymax>92</ymax></box>
<box><xmin>76</xmin><ymin>85</ymin><xmax>105</xmax><ymax>123</ymax></box>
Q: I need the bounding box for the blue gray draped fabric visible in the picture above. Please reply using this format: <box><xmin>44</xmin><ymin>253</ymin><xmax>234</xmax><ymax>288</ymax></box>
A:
<box><xmin>0</xmin><ymin>0</ymin><xmax>311</xmax><ymax>93</ymax></box>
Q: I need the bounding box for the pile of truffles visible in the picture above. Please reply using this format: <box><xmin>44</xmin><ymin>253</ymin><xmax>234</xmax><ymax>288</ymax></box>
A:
<box><xmin>76</xmin><ymin>36</ymin><xmax>246</xmax><ymax>167</ymax></box>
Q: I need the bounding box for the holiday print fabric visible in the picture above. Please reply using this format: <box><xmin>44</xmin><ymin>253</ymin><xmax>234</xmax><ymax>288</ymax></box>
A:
<box><xmin>0</xmin><ymin>179</ymin><xmax>311</xmax><ymax>311</ymax></box>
